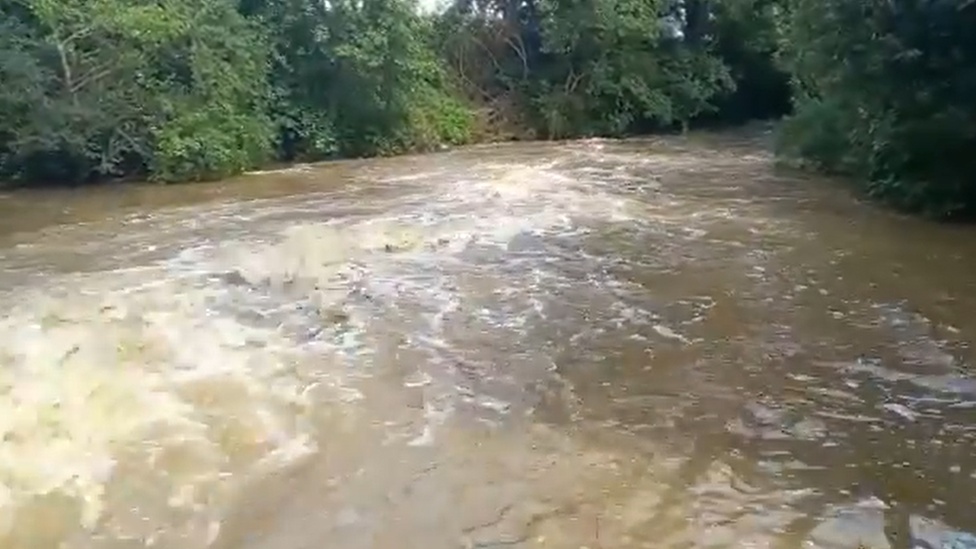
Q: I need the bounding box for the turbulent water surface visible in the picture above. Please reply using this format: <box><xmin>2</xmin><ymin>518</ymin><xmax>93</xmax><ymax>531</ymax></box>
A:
<box><xmin>2</xmin><ymin>131</ymin><xmax>976</xmax><ymax>549</ymax></box>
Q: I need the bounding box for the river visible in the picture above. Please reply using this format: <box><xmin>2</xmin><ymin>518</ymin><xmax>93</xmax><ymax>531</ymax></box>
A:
<box><xmin>1</xmin><ymin>130</ymin><xmax>975</xmax><ymax>549</ymax></box>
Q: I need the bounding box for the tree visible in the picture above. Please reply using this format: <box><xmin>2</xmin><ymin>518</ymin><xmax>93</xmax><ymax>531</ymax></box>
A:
<box><xmin>436</xmin><ymin>0</ymin><xmax>734</xmax><ymax>139</ymax></box>
<box><xmin>242</xmin><ymin>0</ymin><xmax>474</xmax><ymax>160</ymax></box>
<box><xmin>0</xmin><ymin>0</ymin><xmax>273</xmax><ymax>184</ymax></box>
<box><xmin>705</xmin><ymin>0</ymin><xmax>791</xmax><ymax>124</ymax></box>
<box><xmin>778</xmin><ymin>0</ymin><xmax>976</xmax><ymax>218</ymax></box>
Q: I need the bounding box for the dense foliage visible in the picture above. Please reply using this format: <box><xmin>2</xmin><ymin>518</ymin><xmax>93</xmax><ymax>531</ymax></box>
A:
<box><xmin>0</xmin><ymin>0</ymin><xmax>275</xmax><ymax>183</ymax></box>
<box><xmin>777</xmin><ymin>0</ymin><xmax>976</xmax><ymax>218</ymax></box>
<box><xmin>2</xmin><ymin>0</ymin><xmax>975</xmax><ymax>218</ymax></box>
<box><xmin>0</xmin><ymin>0</ymin><xmax>476</xmax><ymax>184</ymax></box>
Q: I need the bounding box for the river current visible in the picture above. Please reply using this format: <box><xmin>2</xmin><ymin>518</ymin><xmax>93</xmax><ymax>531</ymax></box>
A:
<box><xmin>1</xmin><ymin>130</ymin><xmax>975</xmax><ymax>549</ymax></box>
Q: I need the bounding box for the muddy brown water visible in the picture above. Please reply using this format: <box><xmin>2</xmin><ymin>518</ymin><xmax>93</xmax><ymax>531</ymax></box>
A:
<box><xmin>1</xmin><ymin>131</ymin><xmax>976</xmax><ymax>549</ymax></box>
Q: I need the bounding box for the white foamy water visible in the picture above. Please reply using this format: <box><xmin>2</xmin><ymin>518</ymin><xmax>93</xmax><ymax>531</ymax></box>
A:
<box><xmin>0</xmin><ymin>276</ymin><xmax>327</xmax><ymax>547</ymax></box>
<box><xmin>0</xmin><ymin>155</ymin><xmax>657</xmax><ymax>547</ymax></box>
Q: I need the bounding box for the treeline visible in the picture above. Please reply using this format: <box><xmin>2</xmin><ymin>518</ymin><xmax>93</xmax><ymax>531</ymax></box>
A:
<box><xmin>0</xmin><ymin>0</ymin><xmax>477</xmax><ymax>184</ymax></box>
<box><xmin>1</xmin><ymin>0</ymin><xmax>974</xmax><ymax>217</ymax></box>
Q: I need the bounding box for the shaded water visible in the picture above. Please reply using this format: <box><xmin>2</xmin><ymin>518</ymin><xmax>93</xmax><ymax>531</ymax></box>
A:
<box><xmin>2</xmin><ymin>131</ymin><xmax>976</xmax><ymax>549</ymax></box>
